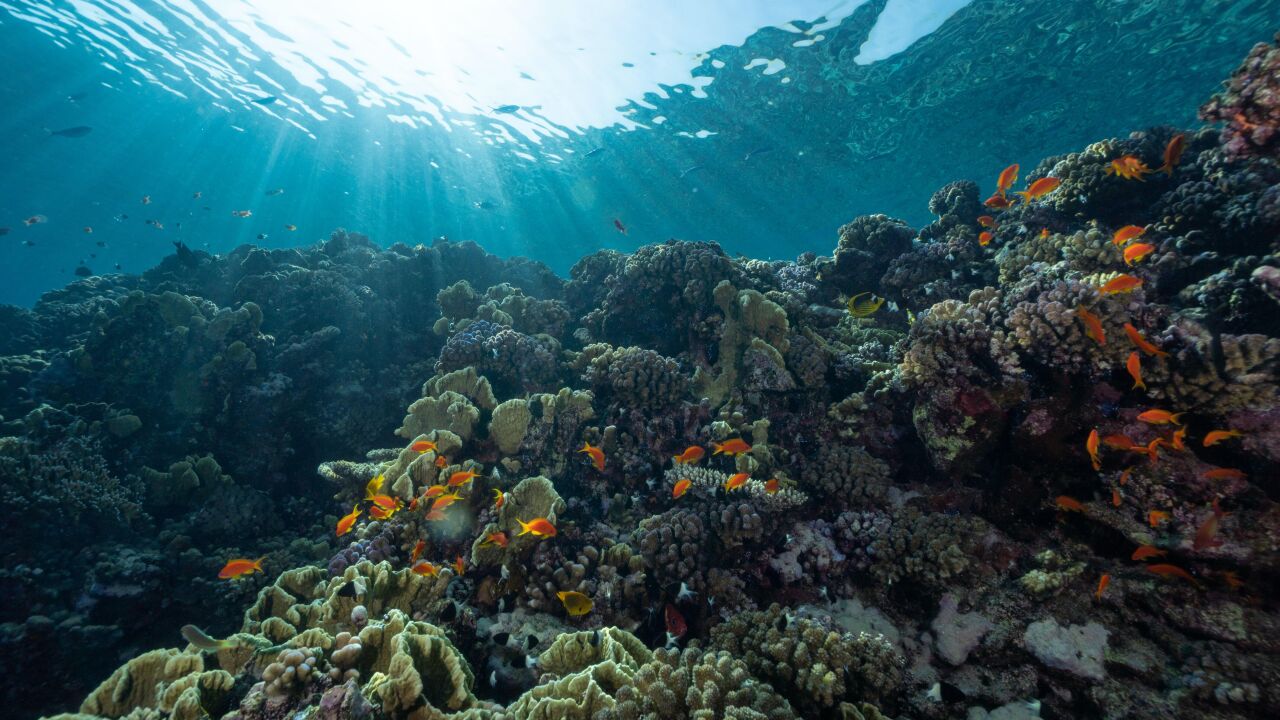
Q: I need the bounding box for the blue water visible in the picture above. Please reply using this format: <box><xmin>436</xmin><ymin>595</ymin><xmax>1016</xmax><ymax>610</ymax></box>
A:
<box><xmin>0</xmin><ymin>0</ymin><xmax>1270</xmax><ymax>306</ymax></box>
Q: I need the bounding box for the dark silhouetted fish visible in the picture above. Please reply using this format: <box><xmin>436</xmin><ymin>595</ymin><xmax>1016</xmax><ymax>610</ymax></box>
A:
<box><xmin>251</xmin><ymin>95</ymin><xmax>277</xmax><ymax>105</ymax></box>
<box><xmin>474</xmin><ymin>200</ymin><xmax>495</xmax><ymax>210</ymax></box>
<box><xmin>265</xmin><ymin>188</ymin><xmax>285</xmax><ymax>196</ymax></box>
<box><xmin>0</xmin><ymin>227</ymin><xmax>9</xmax><ymax>235</ymax></box>
<box><xmin>47</xmin><ymin>126</ymin><xmax>92</xmax><ymax>138</ymax></box>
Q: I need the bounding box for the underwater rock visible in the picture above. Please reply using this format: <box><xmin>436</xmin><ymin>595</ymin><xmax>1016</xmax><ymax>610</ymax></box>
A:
<box><xmin>1022</xmin><ymin>618</ymin><xmax>1109</xmax><ymax>683</ymax></box>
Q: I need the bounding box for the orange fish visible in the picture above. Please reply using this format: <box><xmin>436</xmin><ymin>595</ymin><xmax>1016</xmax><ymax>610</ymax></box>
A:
<box><xmin>453</xmin><ymin>555</ymin><xmax>466</xmax><ymax>575</ymax></box>
<box><xmin>1202</xmin><ymin>467</ymin><xmax>1246</xmax><ymax>481</ymax></box>
<box><xmin>430</xmin><ymin>492</ymin><xmax>463</xmax><ymax>512</ymax></box>
<box><xmin>1202</xmin><ymin>430</ymin><xmax>1243</xmax><ymax>447</ymax></box>
<box><xmin>1221</xmin><ymin>570</ymin><xmax>1244</xmax><ymax>591</ymax></box>
<box><xmin>1192</xmin><ymin>511</ymin><xmax>1222</xmax><ymax>551</ymax></box>
<box><xmin>492</xmin><ymin>488</ymin><xmax>505</xmax><ymax>510</ymax></box>
<box><xmin>1112</xmin><ymin>225</ymin><xmax>1146</xmax><ymax>246</ymax></box>
<box><xmin>1119</xmin><ymin>467</ymin><xmax>1133</xmax><ymax>486</ymax></box>
<box><xmin>579</xmin><ymin>441</ymin><xmax>605</xmax><ymax>471</ymax></box>
<box><xmin>448</xmin><ymin>469</ymin><xmax>480</xmax><ymax>487</ymax></box>
<box><xmin>1100</xmin><ymin>274</ymin><xmax>1143</xmax><ymax>295</ymax></box>
<box><xmin>1015</xmin><ymin>177</ymin><xmax>1060</xmax><ymax>203</ymax></box>
<box><xmin>1131</xmin><ymin>545</ymin><xmax>1166</xmax><ymax>561</ymax></box>
<box><xmin>410</xmin><ymin>439</ymin><xmax>437</xmax><ymax>453</ymax></box>
<box><xmin>1137</xmin><ymin>409</ymin><xmax>1183</xmax><ymax>425</ymax></box>
<box><xmin>1126</xmin><ymin>352</ymin><xmax>1145</xmax><ymax>392</ymax></box>
<box><xmin>983</xmin><ymin>192</ymin><xmax>1013</xmax><ymax>209</ymax></box>
<box><xmin>996</xmin><ymin>163</ymin><xmax>1019</xmax><ymax>195</ymax></box>
<box><xmin>978</xmin><ymin>231</ymin><xmax>993</xmax><ymax>247</ymax></box>
<box><xmin>1148</xmin><ymin>510</ymin><xmax>1171</xmax><ymax>527</ymax></box>
<box><xmin>1157</xmin><ymin>133</ymin><xmax>1185</xmax><ymax>175</ymax></box>
<box><xmin>1146</xmin><ymin>563</ymin><xmax>1202</xmax><ymax>589</ymax></box>
<box><xmin>1102</xmin><ymin>434</ymin><xmax>1135</xmax><ymax>450</ymax></box>
<box><xmin>336</xmin><ymin>505</ymin><xmax>360</xmax><ymax>536</ymax></box>
<box><xmin>410</xmin><ymin>540</ymin><xmax>425</xmax><ymax>564</ymax></box>
<box><xmin>1111</xmin><ymin>488</ymin><xmax>1122</xmax><ymax>507</ymax></box>
<box><xmin>218</xmin><ymin>557</ymin><xmax>264</xmax><ymax>579</ymax></box>
<box><xmin>369</xmin><ymin>504</ymin><xmax>395</xmax><ymax>520</ymax></box>
<box><xmin>517</xmin><ymin>517</ymin><xmax>557</xmax><ymax>537</ymax></box>
<box><xmin>1169</xmin><ymin>427</ymin><xmax>1188</xmax><ymax>452</ymax></box>
<box><xmin>1105</xmin><ymin>155</ymin><xmax>1151</xmax><ymax>180</ymax></box>
<box><xmin>1076</xmin><ymin>306</ymin><xmax>1106</xmax><ymax>345</ymax></box>
<box><xmin>723</xmin><ymin>473</ymin><xmax>749</xmax><ymax>492</ymax></box>
<box><xmin>1039</xmin><ymin>228</ymin><xmax>1050</xmax><ymax>238</ymax></box>
<box><xmin>672</xmin><ymin>446</ymin><xmax>705</xmax><ymax>465</ymax></box>
<box><xmin>977</xmin><ymin>215</ymin><xmax>996</xmax><ymax>228</ymax></box>
<box><xmin>435</xmin><ymin>455</ymin><xmax>449</xmax><ymax>468</ymax></box>
<box><xmin>481</xmin><ymin>531</ymin><xmax>509</xmax><ymax>548</ymax></box>
<box><xmin>1123</xmin><ymin>323</ymin><xmax>1167</xmax><ymax>356</ymax></box>
<box><xmin>1086</xmin><ymin>429</ymin><xmax>1101</xmax><ymax>471</ymax></box>
<box><xmin>1095</xmin><ymin>573</ymin><xmax>1111</xmax><ymax>600</ymax></box>
<box><xmin>1055</xmin><ymin>495</ymin><xmax>1085</xmax><ymax>512</ymax></box>
<box><xmin>412</xmin><ymin>561</ymin><xmax>439</xmax><ymax>577</ymax></box>
<box><xmin>1142</xmin><ymin>437</ymin><xmax>1165</xmax><ymax>464</ymax></box>
<box><xmin>423</xmin><ymin>484</ymin><xmax>448</xmax><ymax>499</ymax></box>
<box><xmin>1123</xmin><ymin>242</ymin><xmax>1155</xmax><ymax>266</ymax></box>
<box><xmin>672</xmin><ymin>478</ymin><xmax>692</xmax><ymax>499</ymax></box>
<box><xmin>764</xmin><ymin>478</ymin><xmax>780</xmax><ymax>495</ymax></box>
<box><xmin>369</xmin><ymin>494</ymin><xmax>400</xmax><ymax>511</ymax></box>
<box><xmin>425</xmin><ymin>509</ymin><xmax>447</xmax><ymax>522</ymax></box>
<box><xmin>712</xmin><ymin>439</ymin><xmax>751</xmax><ymax>456</ymax></box>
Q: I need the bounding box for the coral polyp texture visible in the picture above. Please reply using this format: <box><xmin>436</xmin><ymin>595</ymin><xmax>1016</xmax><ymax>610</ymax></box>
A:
<box><xmin>4</xmin><ymin>41</ymin><xmax>1280</xmax><ymax>720</ymax></box>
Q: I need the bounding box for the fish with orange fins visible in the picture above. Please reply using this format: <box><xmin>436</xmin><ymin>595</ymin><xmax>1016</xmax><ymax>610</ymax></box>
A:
<box><xmin>1015</xmin><ymin>177</ymin><xmax>1061</xmax><ymax>203</ymax></box>
<box><xmin>1146</xmin><ymin>563</ymin><xmax>1202</xmax><ymax>589</ymax></box>
<box><xmin>410</xmin><ymin>439</ymin><xmax>437</xmax><ymax>453</ymax></box>
<box><xmin>579</xmin><ymin>441</ymin><xmax>605</xmax><ymax>471</ymax></box>
<box><xmin>1137</xmin><ymin>409</ymin><xmax>1184</xmax><ymax>425</ymax></box>
<box><xmin>492</xmin><ymin>488</ymin><xmax>505</xmax><ymax>510</ymax></box>
<box><xmin>978</xmin><ymin>231</ymin><xmax>993</xmax><ymax>247</ymax></box>
<box><xmin>672</xmin><ymin>478</ymin><xmax>692</xmax><ymax>499</ymax></box>
<box><xmin>430</xmin><ymin>492</ymin><xmax>463</xmax><ymax>512</ymax></box>
<box><xmin>423</xmin><ymin>484</ymin><xmax>448</xmax><ymax>499</ymax></box>
<box><xmin>448</xmin><ymin>469</ymin><xmax>480</xmax><ymax>487</ymax></box>
<box><xmin>1202</xmin><ymin>429</ymin><xmax>1243</xmax><ymax>447</ymax></box>
<box><xmin>453</xmin><ymin>555</ymin><xmax>466</xmax><ymax>575</ymax></box>
<box><xmin>1221</xmin><ymin>570</ymin><xmax>1244</xmax><ymax>591</ymax></box>
<box><xmin>996</xmin><ymin>163</ymin><xmax>1019</xmax><ymax>196</ymax></box>
<box><xmin>1131</xmin><ymin>545</ymin><xmax>1167</xmax><ymax>561</ymax></box>
<box><xmin>723</xmin><ymin>473</ymin><xmax>749</xmax><ymax>492</ymax></box>
<box><xmin>1192</xmin><ymin>510</ymin><xmax>1223</xmax><ymax>551</ymax></box>
<box><xmin>1039</xmin><ymin>228</ymin><xmax>1050</xmax><ymax>238</ymax></box>
<box><xmin>1095</xmin><ymin>573</ymin><xmax>1111</xmax><ymax>600</ymax></box>
<box><xmin>1055</xmin><ymin>495</ymin><xmax>1085</xmax><ymax>512</ymax></box>
<box><xmin>218</xmin><ymin>557</ymin><xmax>265</xmax><ymax>580</ymax></box>
<box><xmin>336</xmin><ymin>505</ymin><xmax>360</xmax><ymax>536</ymax></box>
<box><xmin>712</xmin><ymin>438</ymin><xmax>751</xmax><ymax>456</ymax></box>
<box><xmin>977</xmin><ymin>215</ymin><xmax>997</xmax><ymax>228</ymax></box>
<box><xmin>369</xmin><ymin>504</ymin><xmax>395</xmax><ymax>520</ymax></box>
<box><xmin>1126</xmin><ymin>352</ymin><xmax>1145</xmax><ymax>391</ymax></box>
<box><xmin>481</xmin><ymin>531</ymin><xmax>509</xmax><ymax>548</ymax></box>
<box><xmin>1202</xmin><ymin>467</ymin><xmax>1247</xmax><ymax>481</ymax></box>
<box><xmin>369</xmin><ymin>494</ymin><xmax>401</xmax><ymax>512</ymax></box>
<box><xmin>424</xmin><ymin>509</ymin><xmax>447</xmax><ymax>522</ymax></box>
<box><xmin>1100</xmin><ymin>274</ymin><xmax>1143</xmax><ymax>294</ymax></box>
<box><xmin>764</xmin><ymin>478</ymin><xmax>780</xmax><ymax>495</ymax></box>
<box><xmin>1157</xmin><ymin>133</ymin><xmax>1185</xmax><ymax>175</ymax></box>
<box><xmin>517</xmin><ymin>517</ymin><xmax>557</xmax><ymax>537</ymax></box>
<box><xmin>1123</xmin><ymin>242</ymin><xmax>1156</xmax><ymax>266</ymax></box>
<box><xmin>1105</xmin><ymin>155</ymin><xmax>1152</xmax><ymax>180</ymax></box>
<box><xmin>1148</xmin><ymin>509</ymin><xmax>1171</xmax><ymax>527</ymax></box>
<box><xmin>1123</xmin><ymin>323</ymin><xmax>1168</xmax><ymax>357</ymax></box>
<box><xmin>1086</xmin><ymin>429</ymin><xmax>1101</xmax><ymax>471</ymax></box>
<box><xmin>672</xmin><ymin>446</ymin><xmax>705</xmax><ymax>465</ymax></box>
<box><xmin>434</xmin><ymin>455</ymin><xmax>449</xmax><ymax>468</ymax></box>
<box><xmin>412</xmin><ymin>561</ymin><xmax>439</xmax><ymax>577</ymax></box>
<box><xmin>1112</xmin><ymin>225</ymin><xmax>1146</xmax><ymax>246</ymax></box>
<box><xmin>410</xmin><ymin>540</ymin><xmax>426</xmax><ymax>564</ymax></box>
<box><xmin>1076</xmin><ymin>306</ymin><xmax>1106</xmax><ymax>345</ymax></box>
<box><xmin>983</xmin><ymin>192</ymin><xmax>1013</xmax><ymax>209</ymax></box>
<box><xmin>1142</xmin><ymin>437</ymin><xmax>1165</xmax><ymax>464</ymax></box>
<box><xmin>1102</xmin><ymin>434</ymin><xmax>1135</xmax><ymax>450</ymax></box>
<box><xmin>1111</xmin><ymin>488</ymin><xmax>1122</xmax><ymax>507</ymax></box>
<box><xmin>1119</xmin><ymin>467</ymin><xmax>1133</xmax><ymax>485</ymax></box>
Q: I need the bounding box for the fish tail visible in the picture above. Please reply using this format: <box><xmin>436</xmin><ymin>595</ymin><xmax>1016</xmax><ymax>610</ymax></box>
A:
<box><xmin>1135</xmin><ymin>379</ymin><xmax>1146</xmax><ymax>391</ymax></box>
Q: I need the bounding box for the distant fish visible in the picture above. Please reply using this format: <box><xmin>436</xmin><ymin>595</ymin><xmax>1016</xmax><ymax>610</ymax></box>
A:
<box><xmin>744</xmin><ymin>146</ymin><xmax>773</xmax><ymax>161</ymax></box>
<box><xmin>612</xmin><ymin>218</ymin><xmax>627</xmax><ymax>234</ymax></box>
<box><xmin>678</xmin><ymin>165</ymin><xmax>704</xmax><ymax>179</ymax></box>
<box><xmin>492</xmin><ymin>104</ymin><xmax>520</xmax><ymax>114</ymax></box>
<box><xmin>256</xmin><ymin>233</ymin><xmax>269</xmax><ymax>240</ymax></box>
<box><xmin>114</xmin><ymin>213</ymin><xmax>128</xmax><ymax>222</ymax></box>
<box><xmin>0</xmin><ymin>227</ymin><xmax>9</xmax><ymax>235</ymax></box>
<box><xmin>232</xmin><ymin>209</ymin><xmax>252</xmax><ymax>218</ymax></box>
<box><xmin>584</xmin><ymin>147</ymin><xmax>605</xmax><ymax>157</ymax></box>
<box><xmin>83</xmin><ymin>226</ymin><xmax>92</xmax><ymax>234</ymax></box>
<box><xmin>519</xmin><ymin>71</ymin><xmax>535</xmax><ymax>80</ymax></box>
<box><xmin>474</xmin><ymin>200</ymin><xmax>495</xmax><ymax>210</ymax></box>
<box><xmin>1157</xmin><ymin>134</ymin><xmax>1186</xmax><ymax>175</ymax></box>
<box><xmin>264</xmin><ymin>188</ymin><xmax>285</xmax><ymax>196</ymax></box>
<box><xmin>24</xmin><ymin>215</ymin><xmax>47</xmax><ymax>226</ymax></box>
<box><xmin>23</xmin><ymin>240</ymin><xmax>35</xmax><ymax>246</ymax></box>
<box><xmin>251</xmin><ymin>95</ymin><xmax>278</xmax><ymax>105</ymax></box>
<box><xmin>46</xmin><ymin>125</ymin><xmax>92</xmax><ymax>138</ymax></box>
<box><xmin>142</xmin><ymin>195</ymin><xmax>151</xmax><ymax>205</ymax></box>
<box><xmin>621</xmin><ymin>62</ymin><xmax>634</xmax><ymax>68</ymax></box>
<box><xmin>284</xmin><ymin>224</ymin><xmax>297</xmax><ymax>231</ymax></box>
<box><xmin>114</xmin><ymin>263</ymin><xmax>121</xmax><ymax>270</ymax></box>
<box><xmin>192</xmin><ymin>191</ymin><xmax>202</xmax><ymax>199</ymax></box>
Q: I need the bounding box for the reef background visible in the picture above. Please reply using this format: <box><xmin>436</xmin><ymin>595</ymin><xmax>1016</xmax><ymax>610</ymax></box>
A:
<box><xmin>3</xmin><ymin>31</ymin><xmax>1280</xmax><ymax>720</ymax></box>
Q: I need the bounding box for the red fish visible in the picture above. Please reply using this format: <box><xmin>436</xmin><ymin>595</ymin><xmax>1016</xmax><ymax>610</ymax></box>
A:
<box><xmin>1146</xmin><ymin>563</ymin><xmax>1202</xmax><ymax>589</ymax></box>
<box><xmin>712</xmin><ymin>438</ymin><xmax>751</xmax><ymax>456</ymax></box>
<box><xmin>1086</xmin><ymin>429</ymin><xmax>1101</xmax><ymax>471</ymax></box>
<box><xmin>423</xmin><ymin>484</ymin><xmax>448</xmax><ymax>499</ymax></box>
<box><xmin>1119</xmin><ymin>467</ymin><xmax>1133</xmax><ymax>486</ymax></box>
<box><xmin>1202</xmin><ymin>467</ymin><xmax>1246</xmax><ymax>481</ymax></box>
<box><xmin>1169</xmin><ymin>427</ymin><xmax>1188</xmax><ymax>452</ymax></box>
<box><xmin>434</xmin><ymin>455</ymin><xmax>449</xmax><ymax>468</ymax></box>
<box><xmin>369</xmin><ymin>504</ymin><xmax>395</xmax><ymax>520</ymax></box>
<box><xmin>453</xmin><ymin>555</ymin><xmax>466</xmax><ymax>575</ymax></box>
<box><xmin>983</xmin><ymin>193</ymin><xmax>1013</xmax><ymax>209</ymax></box>
<box><xmin>369</xmin><ymin>494</ymin><xmax>400</xmax><ymax>511</ymax></box>
<box><xmin>1095</xmin><ymin>573</ymin><xmax>1111</xmax><ymax>600</ymax></box>
<box><xmin>723</xmin><ymin>473</ymin><xmax>749</xmax><ymax>492</ymax></box>
<box><xmin>410</xmin><ymin>439</ymin><xmax>437</xmax><ymax>453</ymax></box>
<box><xmin>1192</xmin><ymin>511</ymin><xmax>1223</xmax><ymax>551</ymax></box>
<box><xmin>1137</xmin><ymin>409</ymin><xmax>1183</xmax><ymax>425</ymax></box>
<box><xmin>665</xmin><ymin>603</ymin><xmax>687</xmax><ymax>639</ymax></box>
<box><xmin>579</xmin><ymin>441</ymin><xmax>605</xmax><ymax>471</ymax></box>
<box><xmin>672</xmin><ymin>446</ymin><xmax>705</xmax><ymax>465</ymax></box>
<box><xmin>447</xmin><ymin>469</ymin><xmax>480</xmax><ymax>487</ymax></box>
<box><xmin>517</xmin><ymin>517</ymin><xmax>557</xmax><ymax>537</ymax></box>
<box><xmin>336</xmin><ymin>505</ymin><xmax>360</xmax><ymax>536</ymax></box>
<box><xmin>977</xmin><ymin>215</ymin><xmax>997</xmax><ymax>228</ymax></box>
<box><xmin>1123</xmin><ymin>242</ymin><xmax>1155</xmax><ymax>266</ymax></box>
<box><xmin>613</xmin><ymin>218</ymin><xmax>627</xmax><ymax>235</ymax></box>
<box><xmin>1157</xmin><ymin>133</ymin><xmax>1185</xmax><ymax>175</ymax></box>
<box><xmin>1105</xmin><ymin>155</ymin><xmax>1152</xmax><ymax>180</ymax></box>
<box><xmin>412</xmin><ymin>561</ymin><xmax>439</xmax><ymax>577</ymax></box>
<box><xmin>764</xmin><ymin>479</ymin><xmax>780</xmax><ymax>495</ymax></box>
<box><xmin>1126</xmin><ymin>352</ymin><xmax>1145</xmax><ymax>392</ymax></box>
<box><xmin>672</xmin><ymin>478</ymin><xmax>692</xmax><ymax>499</ymax></box>
<box><xmin>1148</xmin><ymin>510</ymin><xmax>1171</xmax><ymax>527</ymax></box>
<box><xmin>996</xmin><ymin>164</ymin><xmax>1019</xmax><ymax>196</ymax></box>
<box><xmin>1039</xmin><ymin>228</ymin><xmax>1050</xmax><ymax>238</ymax></box>
<box><xmin>481</xmin><ymin>531</ymin><xmax>509</xmax><ymax>548</ymax></box>
<box><xmin>1100</xmin><ymin>274</ymin><xmax>1143</xmax><ymax>295</ymax></box>
<box><xmin>1131</xmin><ymin>545</ymin><xmax>1166</xmax><ymax>561</ymax></box>
<box><xmin>218</xmin><ymin>557</ymin><xmax>264</xmax><ymax>579</ymax></box>
<box><xmin>978</xmin><ymin>231</ymin><xmax>993</xmax><ymax>247</ymax></box>
<box><xmin>1202</xmin><ymin>429</ymin><xmax>1243</xmax><ymax>447</ymax></box>
<box><xmin>1102</xmin><ymin>434</ymin><xmax>1135</xmax><ymax>450</ymax></box>
<box><xmin>410</xmin><ymin>540</ymin><xmax>425</xmax><ymax>564</ymax></box>
<box><xmin>1055</xmin><ymin>495</ymin><xmax>1085</xmax><ymax>512</ymax></box>
<box><xmin>492</xmin><ymin>488</ymin><xmax>505</xmax><ymax>510</ymax></box>
<box><xmin>1015</xmin><ymin>177</ymin><xmax>1061</xmax><ymax>202</ymax></box>
<box><xmin>1112</xmin><ymin>225</ymin><xmax>1146</xmax><ymax>246</ymax></box>
<box><xmin>425</xmin><ymin>509</ymin><xmax>446</xmax><ymax>522</ymax></box>
<box><xmin>1123</xmin><ymin>323</ymin><xmax>1168</xmax><ymax>357</ymax></box>
<box><xmin>1076</xmin><ymin>306</ymin><xmax>1106</xmax><ymax>345</ymax></box>
<box><xmin>1111</xmin><ymin>488</ymin><xmax>1122</xmax><ymax>507</ymax></box>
